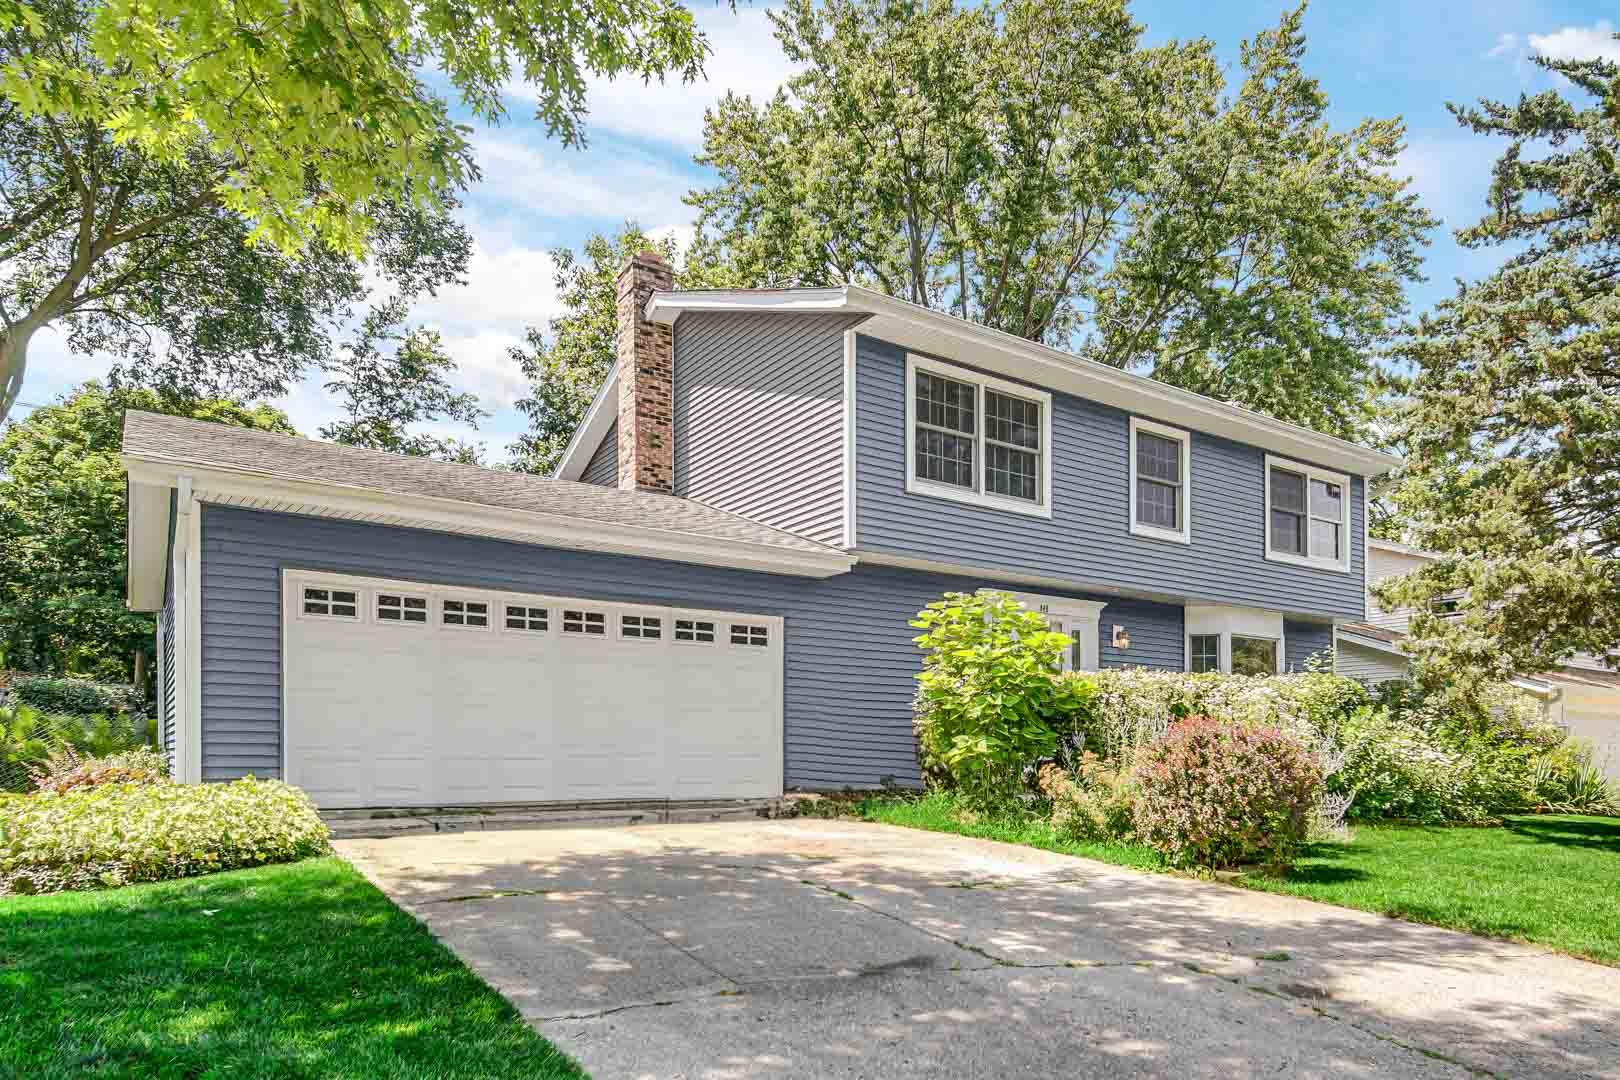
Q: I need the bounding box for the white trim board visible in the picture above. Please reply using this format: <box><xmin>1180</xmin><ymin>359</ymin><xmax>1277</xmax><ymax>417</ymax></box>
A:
<box><xmin>554</xmin><ymin>360</ymin><xmax>621</xmax><ymax>483</ymax></box>
<box><xmin>1263</xmin><ymin>454</ymin><xmax>1354</xmax><ymax>574</ymax></box>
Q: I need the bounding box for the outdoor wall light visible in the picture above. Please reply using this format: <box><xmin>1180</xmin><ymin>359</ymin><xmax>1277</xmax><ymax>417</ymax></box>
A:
<box><xmin>1111</xmin><ymin>625</ymin><xmax>1131</xmax><ymax>650</ymax></box>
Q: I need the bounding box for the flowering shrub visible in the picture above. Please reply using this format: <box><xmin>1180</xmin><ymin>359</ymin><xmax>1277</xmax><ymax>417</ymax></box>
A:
<box><xmin>0</xmin><ymin>778</ymin><xmax>330</xmax><ymax>895</ymax></box>
<box><xmin>0</xmin><ymin>703</ymin><xmax>151</xmax><ymax>792</ymax></box>
<box><xmin>30</xmin><ymin>746</ymin><xmax>170</xmax><ymax>795</ymax></box>
<box><xmin>912</xmin><ymin>591</ymin><xmax>1094</xmax><ymax>803</ymax></box>
<box><xmin>1133</xmin><ymin>716</ymin><xmax>1323</xmax><ymax>870</ymax></box>
<box><xmin>1035</xmin><ymin>753</ymin><xmax>1137</xmax><ymax>843</ymax></box>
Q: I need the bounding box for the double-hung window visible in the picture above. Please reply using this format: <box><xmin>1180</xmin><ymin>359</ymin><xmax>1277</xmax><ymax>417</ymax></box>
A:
<box><xmin>906</xmin><ymin>355</ymin><xmax>1051</xmax><ymax>517</ymax></box>
<box><xmin>1265</xmin><ymin>456</ymin><xmax>1352</xmax><ymax>572</ymax></box>
<box><xmin>1129</xmin><ymin>418</ymin><xmax>1191</xmax><ymax>543</ymax></box>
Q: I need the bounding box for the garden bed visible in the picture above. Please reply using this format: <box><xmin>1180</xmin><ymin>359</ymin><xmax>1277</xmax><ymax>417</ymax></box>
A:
<box><xmin>844</xmin><ymin>793</ymin><xmax>1620</xmax><ymax>967</ymax></box>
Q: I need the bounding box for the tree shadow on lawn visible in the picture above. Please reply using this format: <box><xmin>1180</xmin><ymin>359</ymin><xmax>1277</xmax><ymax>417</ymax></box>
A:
<box><xmin>0</xmin><ymin>857</ymin><xmax>583</xmax><ymax>1080</ymax></box>
<box><xmin>1503</xmin><ymin>814</ymin><xmax>1620</xmax><ymax>853</ymax></box>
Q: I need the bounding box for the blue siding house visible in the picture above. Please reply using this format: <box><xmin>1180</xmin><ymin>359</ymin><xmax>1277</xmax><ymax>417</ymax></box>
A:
<box><xmin>124</xmin><ymin>251</ymin><xmax>1396</xmax><ymax>808</ymax></box>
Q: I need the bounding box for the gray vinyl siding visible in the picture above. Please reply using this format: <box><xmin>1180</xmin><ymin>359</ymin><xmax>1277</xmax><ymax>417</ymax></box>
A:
<box><xmin>197</xmin><ymin>504</ymin><xmax>1186</xmax><ymax>788</ymax></box>
<box><xmin>1284</xmin><ymin>620</ymin><xmax>1334</xmax><ymax>673</ymax></box>
<box><xmin>674</xmin><ymin>312</ymin><xmax>868</xmax><ymax>546</ymax></box>
<box><xmin>1336</xmin><ymin>640</ymin><xmax>1410</xmax><ymax>685</ymax></box>
<box><xmin>853</xmin><ymin>334</ymin><xmax>1367</xmax><ymax>621</ymax></box>
<box><xmin>581</xmin><ymin>418</ymin><xmax>618</xmax><ymax>486</ymax></box>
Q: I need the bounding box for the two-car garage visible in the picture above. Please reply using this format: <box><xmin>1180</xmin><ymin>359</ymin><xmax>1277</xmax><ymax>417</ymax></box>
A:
<box><xmin>281</xmin><ymin>572</ymin><xmax>784</xmax><ymax>809</ymax></box>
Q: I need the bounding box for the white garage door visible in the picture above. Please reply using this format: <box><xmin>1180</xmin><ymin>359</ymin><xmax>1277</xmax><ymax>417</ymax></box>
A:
<box><xmin>281</xmin><ymin>572</ymin><xmax>784</xmax><ymax>809</ymax></box>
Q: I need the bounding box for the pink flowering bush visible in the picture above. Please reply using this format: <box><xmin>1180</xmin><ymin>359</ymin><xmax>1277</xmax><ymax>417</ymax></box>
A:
<box><xmin>1133</xmin><ymin>716</ymin><xmax>1322</xmax><ymax>871</ymax></box>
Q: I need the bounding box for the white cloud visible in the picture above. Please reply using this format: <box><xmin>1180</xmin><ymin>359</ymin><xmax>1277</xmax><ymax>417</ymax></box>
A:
<box><xmin>1529</xmin><ymin>20</ymin><xmax>1620</xmax><ymax>64</ymax></box>
<box><xmin>506</xmin><ymin>6</ymin><xmax>796</xmax><ymax>150</ymax></box>
<box><xmin>469</xmin><ymin>128</ymin><xmax>697</xmax><ymax>228</ymax></box>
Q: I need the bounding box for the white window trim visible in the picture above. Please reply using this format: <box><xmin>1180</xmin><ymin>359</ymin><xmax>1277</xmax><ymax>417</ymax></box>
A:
<box><xmin>439</xmin><ymin>595</ymin><xmax>493</xmax><ymax>631</ymax></box>
<box><xmin>1184</xmin><ymin>605</ymin><xmax>1286</xmax><ymax>676</ymax></box>
<box><xmin>1128</xmin><ymin>417</ymin><xmax>1192</xmax><ymax>545</ymax></box>
<box><xmin>904</xmin><ymin>353</ymin><xmax>1053</xmax><ymax>519</ymax></box>
<box><xmin>561</xmin><ymin>607</ymin><xmax>610</xmax><ymax>638</ymax></box>
<box><xmin>1014</xmin><ymin>593</ymin><xmax>1108</xmax><ymax>672</ymax></box>
<box><xmin>617</xmin><ymin>611</ymin><xmax>667</xmax><ymax>643</ymax></box>
<box><xmin>673</xmin><ymin>617</ymin><xmax>719</xmax><ymax>647</ymax></box>
<box><xmin>728</xmin><ymin>622</ymin><xmax>771</xmax><ymax>649</ymax></box>
<box><xmin>295</xmin><ymin>583</ymin><xmax>363</xmax><ymax>623</ymax></box>
<box><xmin>375</xmin><ymin>590</ymin><xmax>431</xmax><ymax>629</ymax></box>
<box><xmin>1264</xmin><ymin>454</ymin><xmax>1353</xmax><ymax>573</ymax></box>
<box><xmin>500</xmin><ymin>601</ymin><xmax>553</xmax><ymax>636</ymax></box>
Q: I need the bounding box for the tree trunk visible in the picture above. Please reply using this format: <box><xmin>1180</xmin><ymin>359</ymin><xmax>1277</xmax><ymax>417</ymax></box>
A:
<box><xmin>0</xmin><ymin>321</ymin><xmax>39</xmax><ymax>425</ymax></box>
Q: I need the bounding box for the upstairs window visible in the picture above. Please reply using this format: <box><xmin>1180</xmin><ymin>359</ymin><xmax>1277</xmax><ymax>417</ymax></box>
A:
<box><xmin>1265</xmin><ymin>456</ymin><xmax>1351</xmax><ymax>572</ymax></box>
<box><xmin>1129</xmin><ymin>418</ymin><xmax>1190</xmax><ymax>544</ymax></box>
<box><xmin>906</xmin><ymin>355</ymin><xmax>1051</xmax><ymax>517</ymax></box>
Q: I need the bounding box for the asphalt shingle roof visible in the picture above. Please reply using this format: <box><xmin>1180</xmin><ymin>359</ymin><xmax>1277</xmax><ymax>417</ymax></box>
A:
<box><xmin>122</xmin><ymin>411</ymin><xmax>842</xmax><ymax>557</ymax></box>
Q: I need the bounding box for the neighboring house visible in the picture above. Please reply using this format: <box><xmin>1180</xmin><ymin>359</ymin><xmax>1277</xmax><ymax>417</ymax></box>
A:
<box><xmin>1338</xmin><ymin>538</ymin><xmax>1620</xmax><ymax>783</ymax></box>
<box><xmin>123</xmin><ymin>252</ymin><xmax>1398</xmax><ymax>809</ymax></box>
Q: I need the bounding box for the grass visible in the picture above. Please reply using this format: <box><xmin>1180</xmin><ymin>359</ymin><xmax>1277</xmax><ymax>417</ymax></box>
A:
<box><xmin>0</xmin><ymin>857</ymin><xmax>584</xmax><ymax>1079</ymax></box>
<box><xmin>851</xmin><ymin>792</ymin><xmax>1620</xmax><ymax>967</ymax></box>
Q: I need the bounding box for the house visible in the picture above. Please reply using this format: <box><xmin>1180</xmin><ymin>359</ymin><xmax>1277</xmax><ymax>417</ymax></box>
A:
<box><xmin>123</xmin><ymin>251</ymin><xmax>1399</xmax><ymax>809</ymax></box>
<box><xmin>1337</xmin><ymin>538</ymin><xmax>1620</xmax><ymax>782</ymax></box>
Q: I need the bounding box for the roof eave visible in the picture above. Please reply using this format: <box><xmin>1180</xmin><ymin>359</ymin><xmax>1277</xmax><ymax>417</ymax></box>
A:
<box><xmin>121</xmin><ymin>453</ymin><xmax>856</xmax><ymax>580</ymax></box>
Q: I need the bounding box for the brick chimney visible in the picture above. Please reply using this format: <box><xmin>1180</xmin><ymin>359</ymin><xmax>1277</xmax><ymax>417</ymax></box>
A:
<box><xmin>616</xmin><ymin>251</ymin><xmax>676</xmax><ymax>494</ymax></box>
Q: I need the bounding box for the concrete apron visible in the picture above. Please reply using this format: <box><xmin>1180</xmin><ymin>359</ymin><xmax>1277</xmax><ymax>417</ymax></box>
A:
<box><xmin>337</xmin><ymin>819</ymin><xmax>1620</xmax><ymax>1080</ymax></box>
<box><xmin>321</xmin><ymin>798</ymin><xmax>783</xmax><ymax>840</ymax></box>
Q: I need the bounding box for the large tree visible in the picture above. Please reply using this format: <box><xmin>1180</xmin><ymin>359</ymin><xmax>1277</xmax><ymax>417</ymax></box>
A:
<box><xmin>0</xmin><ymin>384</ymin><xmax>294</xmax><ymax>680</ymax></box>
<box><xmin>0</xmin><ymin>0</ymin><xmax>708</xmax><ymax>419</ymax></box>
<box><xmin>689</xmin><ymin>0</ymin><xmax>1433</xmax><ymax>440</ymax></box>
<box><xmin>507</xmin><ymin>224</ymin><xmax>744</xmax><ymax>474</ymax></box>
<box><xmin>1377</xmin><ymin>45</ymin><xmax>1620</xmax><ymax>687</ymax></box>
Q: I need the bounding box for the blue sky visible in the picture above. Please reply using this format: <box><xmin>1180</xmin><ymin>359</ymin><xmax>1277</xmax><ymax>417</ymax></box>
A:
<box><xmin>17</xmin><ymin>2</ymin><xmax>1620</xmax><ymax>458</ymax></box>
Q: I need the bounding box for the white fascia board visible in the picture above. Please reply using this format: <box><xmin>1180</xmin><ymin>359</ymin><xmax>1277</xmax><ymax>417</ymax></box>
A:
<box><xmin>1368</xmin><ymin>536</ymin><xmax>1438</xmax><ymax>560</ymax></box>
<box><xmin>126</xmin><ymin>479</ymin><xmax>173</xmax><ymax>611</ymax></box>
<box><xmin>640</xmin><ymin>285</ymin><xmax>1401</xmax><ymax>477</ymax></box>
<box><xmin>121</xmin><ymin>455</ymin><xmax>857</xmax><ymax>580</ymax></box>
<box><xmin>644</xmin><ymin>287</ymin><xmax>852</xmax><ymax>324</ymax></box>
<box><xmin>554</xmin><ymin>361</ymin><xmax>621</xmax><ymax>481</ymax></box>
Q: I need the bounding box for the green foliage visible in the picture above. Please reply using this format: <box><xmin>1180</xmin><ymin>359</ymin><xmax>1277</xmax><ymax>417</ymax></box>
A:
<box><xmin>0</xmin><ymin>702</ymin><xmax>148</xmax><ymax>792</ymax></box>
<box><xmin>7</xmin><ymin>673</ymin><xmax>144</xmax><ymax>717</ymax></box>
<box><xmin>1132</xmin><ymin>715</ymin><xmax>1322</xmax><ymax>871</ymax></box>
<box><xmin>691</xmin><ymin>0</ymin><xmax>1432</xmax><ymax>440</ymax></box>
<box><xmin>0</xmin><ymin>382</ymin><xmax>293</xmax><ymax>679</ymax></box>
<box><xmin>318</xmin><ymin>296</ymin><xmax>487</xmax><ymax>463</ymax></box>
<box><xmin>910</xmin><ymin>590</ymin><xmax>1094</xmax><ymax>803</ymax></box>
<box><xmin>1077</xmin><ymin>667</ymin><xmax>1370</xmax><ymax>763</ymax></box>
<box><xmin>1379</xmin><ymin>42</ymin><xmax>1620</xmax><ymax>689</ymax></box>
<box><xmin>506</xmin><ymin>223</ymin><xmax>747</xmax><ymax>474</ymax></box>
<box><xmin>1035</xmin><ymin>755</ymin><xmax>1137</xmax><ymax>844</ymax></box>
<box><xmin>29</xmin><ymin>745</ymin><xmax>169</xmax><ymax>794</ymax></box>
<box><xmin>0</xmin><ymin>777</ymin><xmax>329</xmax><ymax>894</ymax></box>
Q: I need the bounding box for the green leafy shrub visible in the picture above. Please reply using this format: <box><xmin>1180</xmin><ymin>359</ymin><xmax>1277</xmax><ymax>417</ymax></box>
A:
<box><xmin>1133</xmin><ymin>716</ymin><xmax>1323</xmax><ymax>871</ymax></box>
<box><xmin>911</xmin><ymin>591</ymin><xmax>1095</xmax><ymax>803</ymax></box>
<box><xmin>0</xmin><ymin>779</ymin><xmax>330</xmax><ymax>895</ymax></box>
<box><xmin>1333</xmin><ymin>706</ymin><xmax>1486</xmax><ymax>823</ymax></box>
<box><xmin>30</xmin><ymin>746</ymin><xmax>171</xmax><ymax>795</ymax></box>
<box><xmin>7</xmin><ymin>675</ymin><xmax>146</xmax><ymax>719</ymax></box>
<box><xmin>1035</xmin><ymin>754</ymin><xmax>1137</xmax><ymax>843</ymax></box>
<box><xmin>0</xmin><ymin>704</ymin><xmax>150</xmax><ymax>792</ymax></box>
<box><xmin>1077</xmin><ymin>668</ymin><xmax>1370</xmax><ymax>763</ymax></box>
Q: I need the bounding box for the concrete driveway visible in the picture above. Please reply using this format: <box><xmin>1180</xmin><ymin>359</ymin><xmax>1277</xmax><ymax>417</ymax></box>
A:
<box><xmin>338</xmin><ymin>819</ymin><xmax>1620</xmax><ymax>1079</ymax></box>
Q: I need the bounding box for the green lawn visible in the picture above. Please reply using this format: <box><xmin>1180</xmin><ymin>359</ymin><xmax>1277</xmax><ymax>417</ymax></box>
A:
<box><xmin>0</xmin><ymin>857</ymin><xmax>583</xmax><ymax>1079</ymax></box>
<box><xmin>854</xmin><ymin>793</ymin><xmax>1620</xmax><ymax>967</ymax></box>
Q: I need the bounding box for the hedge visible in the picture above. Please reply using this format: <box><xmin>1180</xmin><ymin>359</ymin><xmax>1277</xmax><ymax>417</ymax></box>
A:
<box><xmin>5</xmin><ymin>674</ymin><xmax>147</xmax><ymax>719</ymax></box>
<box><xmin>0</xmin><ymin>779</ymin><xmax>330</xmax><ymax>895</ymax></box>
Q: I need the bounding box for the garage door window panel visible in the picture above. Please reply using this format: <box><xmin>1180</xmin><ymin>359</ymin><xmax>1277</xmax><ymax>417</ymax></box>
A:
<box><xmin>302</xmin><ymin>586</ymin><xmax>359</xmax><ymax>619</ymax></box>
<box><xmin>731</xmin><ymin>623</ymin><xmax>769</xmax><ymax>647</ymax></box>
<box><xmin>621</xmin><ymin>614</ymin><xmax>663</xmax><ymax>640</ymax></box>
<box><xmin>442</xmin><ymin>599</ymin><xmax>490</xmax><ymax>629</ymax></box>
<box><xmin>377</xmin><ymin>593</ymin><xmax>428</xmax><ymax>624</ymax></box>
<box><xmin>675</xmin><ymin>618</ymin><xmax>716</xmax><ymax>644</ymax></box>
<box><xmin>505</xmin><ymin>604</ymin><xmax>549</xmax><ymax>632</ymax></box>
<box><xmin>564</xmin><ymin>609</ymin><xmax>607</xmax><ymax>636</ymax></box>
